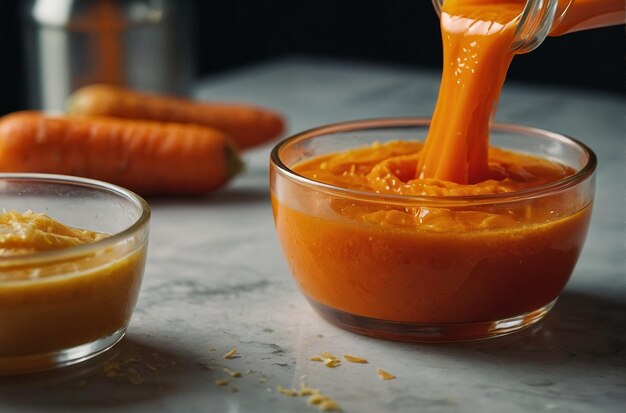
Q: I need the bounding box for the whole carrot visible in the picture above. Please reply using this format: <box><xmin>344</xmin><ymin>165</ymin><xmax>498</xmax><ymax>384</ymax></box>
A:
<box><xmin>67</xmin><ymin>84</ymin><xmax>285</xmax><ymax>150</ymax></box>
<box><xmin>0</xmin><ymin>111</ymin><xmax>243</xmax><ymax>196</ymax></box>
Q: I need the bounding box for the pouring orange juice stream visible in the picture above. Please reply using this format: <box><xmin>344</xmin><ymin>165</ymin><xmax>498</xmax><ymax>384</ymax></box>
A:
<box><xmin>418</xmin><ymin>0</ymin><xmax>624</xmax><ymax>184</ymax></box>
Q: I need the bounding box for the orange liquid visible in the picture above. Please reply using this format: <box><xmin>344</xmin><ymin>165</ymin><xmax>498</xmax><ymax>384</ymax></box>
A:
<box><xmin>273</xmin><ymin>198</ymin><xmax>590</xmax><ymax>323</ymax></box>
<box><xmin>272</xmin><ymin>0</ymin><xmax>601</xmax><ymax>329</ymax></box>
<box><xmin>0</xmin><ymin>249</ymin><xmax>145</xmax><ymax>361</ymax></box>
<box><xmin>417</xmin><ymin>0</ymin><xmax>524</xmax><ymax>184</ymax></box>
<box><xmin>418</xmin><ymin>0</ymin><xmax>623</xmax><ymax>184</ymax></box>
<box><xmin>273</xmin><ymin>142</ymin><xmax>591</xmax><ymax>323</ymax></box>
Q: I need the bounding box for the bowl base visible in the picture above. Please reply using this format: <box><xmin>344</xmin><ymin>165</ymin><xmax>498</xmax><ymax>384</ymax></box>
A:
<box><xmin>307</xmin><ymin>299</ymin><xmax>556</xmax><ymax>342</ymax></box>
<box><xmin>0</xmin><ymin>327</ymin><xmax>127</xmax><ymax>376</ymax></box>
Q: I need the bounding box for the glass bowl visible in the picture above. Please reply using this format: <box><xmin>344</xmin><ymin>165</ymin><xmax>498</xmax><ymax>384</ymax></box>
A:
<box><xmin>270</xmin><ymin>118</ymin><xmax>596</xmax><ymax>342</ymax></box>
<box><xmin>0</xmin><ymin>174</ymin><xmax>150</xmax><ymax>374</ymax></box>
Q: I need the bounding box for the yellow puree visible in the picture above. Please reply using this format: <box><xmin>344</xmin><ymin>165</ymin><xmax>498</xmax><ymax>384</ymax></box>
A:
<box><xmin>0</xmin><ymin>210</ymin><xmax>106</xmax><ymax>258</ymax></box>
<box><xmin>0</xmin><ymin>211</ymin><xmax>146</xmax><ymax>371</ymax></box>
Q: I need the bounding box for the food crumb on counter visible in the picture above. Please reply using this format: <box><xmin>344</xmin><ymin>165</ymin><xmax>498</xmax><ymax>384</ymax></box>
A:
<box><xmin>298</xmin><ymin>382</ymin><xmax>318</xmax><ymax>396</ymax></box>
<box><xmin>277</xmin><ymin>385</ymin><xmax>299</xmax><ymax>397</ymax></box>
<box><xmin>207</xmin><ymin>345</ymin><xmax>353</xmax><ymax>410</ymax></box>
<box><xmin>308</xmin><ymin>394</ymin><xmax>326</xmax><ymax>405</ymax></box>
<box><xmin>377</xmin><ymin>369</ymin><xmax>396</xmax><ymax>380</ymax></box>
<box><xmin>321</xmin><ymin>352</ymin><xmax>339</xmax><ymax>361</ymax></box>
<box><xmin>103</xmin><ymin>360</ymin><xmax>150</xmax><ymax>385</ymax></box>
<box><xmin>223</xmin><ymin>367</ymin><xmax>242</xmax><ymax>378</ymax></box>
<box><xmin>309</xmin><ymin>352</ymin><xmax>347</xmax><ymax>368</ymax></box>
<box><xmin>307</xmin><ymin>392</ymin><xmax>341</xmax><ymax>411</ymax></box>
<box><xmin>319</xmin><ymin>399</ymin><xmax>341</xmax><ymax>412</ymax></box>
<box><xmin>309</xmin><ymin>352</ymin><xmax>342</xmax><ymax>368</ymax></box>
<box><xmin>343</xmin><ymin>354</ymin><xmax>368</xmax><ymax>364</ymax></box>
<box><xmin>318</xmin><ymin>398</ymin><xmax>341</xmax><ymax>412</ymax></box>
<box><xmin>275</xmin><ymin>381</ymin><xmax>341</xmax><ymax>411</ymax></box>
<box><xmin>223</xmin><ymin>347</ymin><xmax>239</xmax><ymax>359</ymax></box>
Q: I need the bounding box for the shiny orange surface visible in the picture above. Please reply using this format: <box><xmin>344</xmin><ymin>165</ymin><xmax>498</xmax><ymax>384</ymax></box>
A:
<box><xmin>273</xmin><ymin>141</ymin><xmax>591</xmax><ymax>323</ymax></box>
<box><xmin>416</xmin><ymin>0</ymin><xmax>622</xmax><ymax>184</ymax></box>
<box><xmin>417</xmin><ymin>0</ymin><xmax>523</xmax><ymax>184</ymax></box>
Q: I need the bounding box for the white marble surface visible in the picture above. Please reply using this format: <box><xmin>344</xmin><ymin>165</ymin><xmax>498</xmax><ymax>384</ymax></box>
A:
<box><xmin>1</xmin><ymin>57</ymin><xmax>624</xmax><ymax>412</ymax></box>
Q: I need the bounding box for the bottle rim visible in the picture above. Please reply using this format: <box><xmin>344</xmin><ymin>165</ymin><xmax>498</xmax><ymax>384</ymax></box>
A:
<box><xmin>430</xmin><ymin>0</ymin><xmax>558</xmax><ymax>53</ymax></box>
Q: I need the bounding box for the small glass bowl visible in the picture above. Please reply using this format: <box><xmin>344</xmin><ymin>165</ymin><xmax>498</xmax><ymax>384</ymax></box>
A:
<box><xmin>270</xmin><ymin>118</ymin><xmax>596</xmax><ymax>342</ymax></box>
<box><xmin>0</xmin><ymin>174</ymin><xmax>150</xmax><ymax>374</ymax></box>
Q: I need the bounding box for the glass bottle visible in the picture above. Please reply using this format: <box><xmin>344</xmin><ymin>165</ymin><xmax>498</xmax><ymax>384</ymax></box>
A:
<box><xmin>430</xmin><ymin>0</ymin><xmax>625</xmax><ymax>53</ymax></box>
<box><xmin>22</xmin><ymin>0</ymin><xmax>195</xmax><ymax>111</ymax></box>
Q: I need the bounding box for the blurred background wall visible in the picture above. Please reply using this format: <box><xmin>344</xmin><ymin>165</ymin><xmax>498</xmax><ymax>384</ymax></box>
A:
<box><xmin>1</xmin><ymin>0</ymin><xmax>623</xmax><ymax>114</ymax></box>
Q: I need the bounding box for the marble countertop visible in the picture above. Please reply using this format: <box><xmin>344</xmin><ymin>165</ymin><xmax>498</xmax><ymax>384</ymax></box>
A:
<box><xmin>1</xmin><ymin>57</ymin><xmax>624</xmax><ymax>413</ymax></box>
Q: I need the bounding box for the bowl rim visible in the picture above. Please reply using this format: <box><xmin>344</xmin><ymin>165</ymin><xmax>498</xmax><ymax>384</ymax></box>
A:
<box><xmin>0</xmin><ymin>173</ymin><xmax>151</xmax><ymax>271</ymax></box>
<box><xmin>270</xmin><ymin>117</ymin><xmax>597</xmax><ymax>206</ymax></box>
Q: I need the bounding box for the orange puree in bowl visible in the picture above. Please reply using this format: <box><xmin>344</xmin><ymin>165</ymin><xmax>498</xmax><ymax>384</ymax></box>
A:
<box><xmin>0</xmin><ymin>210</ymin><xmax>106</xmax><ymax>257</ymax></box>
<box><xmin>0</xmin><ymin>211</ymin><xmax>146</xmax><ymax>368</ymax></box>
<box><xmin>273</xmin><ymin>141</ymin><xmax>591</xmax><ymax>323</ymax></box>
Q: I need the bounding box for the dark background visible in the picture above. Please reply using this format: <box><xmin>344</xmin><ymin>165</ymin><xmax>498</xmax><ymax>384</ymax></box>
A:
<box><xmin>1</xmin><ymin>0</ymin><xmax>624</xmax><ymax>115</ymax></box>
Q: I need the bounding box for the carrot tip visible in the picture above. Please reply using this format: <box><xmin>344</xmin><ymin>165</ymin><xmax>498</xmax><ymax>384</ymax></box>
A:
<box><xmin>226</xmin><ymin>144</ymin><xmax>245</xmax><ymax>178</ymax></box>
